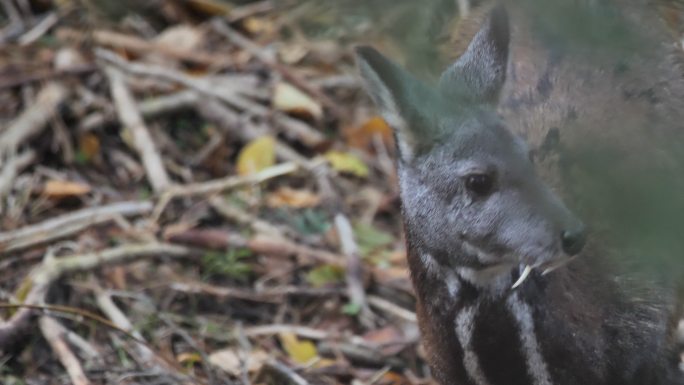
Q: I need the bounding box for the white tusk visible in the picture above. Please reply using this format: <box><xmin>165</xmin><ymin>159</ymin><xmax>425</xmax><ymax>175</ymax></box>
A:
<box><xmin>541</xmin><ymin>256</ymin><xmax>577</xmax><ymax>276</ymax></box>
<box><xmin>512</xmin><ymin>265</ymin><xmax>533</xmax><ymax>289</ymax></box>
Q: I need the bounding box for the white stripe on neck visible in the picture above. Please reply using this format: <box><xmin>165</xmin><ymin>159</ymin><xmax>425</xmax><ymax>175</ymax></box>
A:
<box><xmin>506</xmin><ymin>293</ymin><xmax>554</xmax><ymax>385</ymax></box>
<box><xmin>455</xmin><ymin>304</ymin><xmax>492</xmax><ymax>385</ymax></box>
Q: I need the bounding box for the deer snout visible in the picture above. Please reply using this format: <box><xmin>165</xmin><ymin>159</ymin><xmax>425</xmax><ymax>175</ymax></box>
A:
<box><xmin>560</xmin><ymin>224</ymin><xmax>587</xmax><ymax>256</ymax></box>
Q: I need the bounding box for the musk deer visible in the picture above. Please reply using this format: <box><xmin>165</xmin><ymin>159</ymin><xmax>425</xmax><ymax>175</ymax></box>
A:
<box><xmin>356</xmin><ymin>3</ymin><xmax>684</xmax><ymax>385</ymax></box>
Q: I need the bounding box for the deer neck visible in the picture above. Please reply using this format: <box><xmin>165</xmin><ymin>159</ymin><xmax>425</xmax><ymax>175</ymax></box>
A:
<box><xmin>407</xmin><ymin>241</ymin><xmax>677</xmax><ymax>385</ymax></box>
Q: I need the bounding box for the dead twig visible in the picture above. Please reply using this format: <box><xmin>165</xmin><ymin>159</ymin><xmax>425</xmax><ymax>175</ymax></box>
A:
<box><xmin>0</xmin><ymin>200</ymin><xmax>153</xmax><ymax>254</ymax></box>
<box><xmin>57</xmin><ymin>28</ymin><xmax>229</xmax><ymax>67</ymax></box>
<box><xmin>105</xmin><ymin>67</ymin><xmax>171</xmax><ymax>193</ymax></box>
<box><xmin>93</xmin><ymin>287</ymin><xmax>157</xmax><ymax>366</ymax></box>
<box><xmin>168</xmin><ymin>281</ymin><xmax>341</xmax><ymax>303</ymax></box>
<box><xmin>263</xmin><ymin>359</ymin><xmax>311</xmax><ymax>385</ymax></box>
<box><xmin>39</xmin><ymin>316</ymin><xmax>92</xmax><ymax>385</ymax></box>
<box><xmin>153</xmin><ymin>161</ymin><xmax>299</xmax><ymax>220</ymax></box>
<box><xmin>96</xmin><ymin>49</ymin><xmax>326</xmax><ymax>147</ymax></box>
<box><xmin>0</xmin><ymin>64</ymin><xmax>96</xmax><ymax>90</ymax></box>
<box><xmin>366</xmin><ymin>295</ymin><xmax>417</xmax><ymax>323</ymax></box>
<box><xmin>0</xmin><ymin>150</ymin><xmax>35</xmax><ymax>202</ymax></box>
<box><xmin>209</xmin><ymin>196</ymin><xmax>290</xmax><ymax>238</ymax></box>
<box><xmin>335</xmin><ymin>214</ymin><xmax>373</xmax><ymax>327</ymax></box>
<box><xmin>0</xmin><ymin>82</ymin><xmax>68</xmax><ymax>154</ymax></box>
<box><xmin>211</xmin><ymin>19</ymin><xmax>343</xmax><ymax>120</ymax></box>
<box><xmin>0</xmin><ymin>243</ymin><xmax>192</xmax><ymax>353</ymax></box>
<box><xmin>18</xmin><ymin>11</ymin><xmax>58</xmax><ymax>46</ymax></box>
<box><xmin>167</xmin><ymin>229</ymin><xmax>343</xmax><ymax>266</ymax></box>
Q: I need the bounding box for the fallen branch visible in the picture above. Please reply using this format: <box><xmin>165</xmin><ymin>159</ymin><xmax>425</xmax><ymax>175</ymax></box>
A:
<box><xmin>168</xmin><ymin>229</ymin><xmax>343</xmax><ymax>266</ymax></box>
<box><xmin>0</xmin><ymin>200</ymin><xmax>153</xmax><ymax>254</ymax></box>
<box><xmin>105</xmin><ymin>67</ymin><xmax>171</xmax><ymax>193</ymax></box>
<box><xmin>0</xmin><ymin>243</ymin><xmax>192</xmax><ymax>353</ymax></box>
<box><xmin>0</xmin><ymin>150</ymin><xmax>35</xmax><ymax>201</ymax></box>
<box><xmin>96</xmin><ymin>49</ymin><xmax>326</xmax><ymax>147</ymax></box>
<box><xmin>335</xmin><ymin>214</ymin><xmax>373</xmax><ymax>327</ymax></box>
<box><xmin>39</xmin><ymin>316</ymin><xmax>92</xmax><ymax>385</ymax></box>
<box><xmin>57</xmin><ymin>28</ymin><xmax>228</xmax><ymax>67</ymax></box>
<box><xmin>263</xmin><ymin>359</ymin><xmax>311</xmax><ymax>385</ymax></box>
<box><xmin>153</xmin><ymin>161</ymin><xmax>299</xmax><ymax>220</ymax></box>
<box><xmin>169</xmin><ymin>281</ymin><xmax>341</xmax><ymax>303</ymax></box>
<box><xmin>0</xmin><ymin>82</ymin><xmax>68</xmax><ymax>154</ymax></box>
<box><xmin>211</xmin><ymin>19</ymin><xmax>343</xmax><ymax>119</ymax></box>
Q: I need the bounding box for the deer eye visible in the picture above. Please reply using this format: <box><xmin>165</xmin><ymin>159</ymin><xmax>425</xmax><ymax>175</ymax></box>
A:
<box><xmin>465</xmin><ymin>173</ymin><xmax>495</xmax><ymax>197</ymax></box>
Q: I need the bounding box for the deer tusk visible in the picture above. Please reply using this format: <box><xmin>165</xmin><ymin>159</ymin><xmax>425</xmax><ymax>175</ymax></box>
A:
<box><xmin>512</xmin><ymin>265</ymin><xmax>533</xmax><ymax>289</ymax></box>
<box><xmin>541</xmin><ymin>256</ymin><xmax>577</xmax><ymax>276</ymax></box>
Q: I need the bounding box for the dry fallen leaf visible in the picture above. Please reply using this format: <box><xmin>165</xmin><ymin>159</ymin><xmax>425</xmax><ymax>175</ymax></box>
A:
<box><xmin>43</xmin><ymin>180</ymin><xmax>91</xmax><ymax>198</ymax></box>
<box><xmin>236</xmin><ymin>136</ymin><xmax>276</xmax><ymax>176</ymax></box>
<box><xmin>177</xmin><ymin>352</ymin><xmax>202</xmax><ymax>365</ymax></box>
<box><xmin>279</xmin><ymin>332</ymin><xmax>318</xmax><ymax>364</ymax></box>
<box><xmin>208</xmin><ymin>348</ymin><xmax>268</xmax><ymax>375</ymax></box>
<box><xmin>325</xmin><ymin>151</ymin><xmax>369</xmax><ymax>178</ymax></box>
<box><xmin>78</xmin><ymin>133</ymin><xmax>100</xmax><ymax>161</ymax></box>
<box><xmin>273</xmin><ymin>82</ymin><xmax>323</xmax><ymax>120</ymax></box>
<box><xmin>345</xmin><ymin>116</ymin><xmax>393</xmax><ymax>151</ymax></box>
<box><xmin>155</xmin><ymin>25</ymin><xmax>203</xmax><ymax>52</ymax></box>
<box><xmin>243</xmin><ymin>16</ymin><xmax>276</xmax><ymax>36</ymax></box>
<box><xmin>266</xmin><ymin>186</ymin><xmax>321</xmax><ymax>208</ymax></box>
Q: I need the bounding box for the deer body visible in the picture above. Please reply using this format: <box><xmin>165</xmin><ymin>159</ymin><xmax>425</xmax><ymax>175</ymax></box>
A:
<box><xmin>357</xmin><ymin>3</ymin><xmax>683</xmax><ymax>385</ymax></box>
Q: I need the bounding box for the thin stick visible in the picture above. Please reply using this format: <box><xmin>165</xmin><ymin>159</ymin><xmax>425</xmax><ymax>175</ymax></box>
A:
<box><xmin>106</xmin><ymin>67</ymin><xmax>171</xmax><ymax>193</ymax></box>
<box><xmin>0</xmin><ymin>243</ymin><xmax>192</xmax><ymax>353</ymax></box>
<box><xmin>335</xmin><ymin>214</ymin><xmax>373</xmax><ymax>326</ymax></box>
<box><xmin>211</xmin><ymin>19</ymin><xmax>343</xmax><ymax>119</ymax></box>
<box><xmin>367</xmin><ymin>295</ymin><xmax>417</xmax><ymax>323</ymax></box>
<box><xmin>0</xmin><ymin>201</ymin><xmax>153</xmax><ymax>254</ymax></box>
<box><xmin>18</xmin><ymin>11</ymin><xmax>58</xmax><ymax>45</ymax></box>
<box><xmin>57</xmin><ymin>28</ymin><xmax>228</xmax><ymax>67</ymax></box>
<box><xmin>39</xmin><ymin>316</ymin><xmax>92</xmax><ymax>385</ymax></box>
<box><xmin>0</xmin><ymin>150</ymin><xmax>35</xmax><ymax>200</ymax></box>
<box><xmin>94</xmin><ymin>288</ymin><xmax>156</xmax><ymax>364</ymax></box>
<box><xmin>96</xmin><ymin>49</ymin><xmax>326</xmax><ymax>147</ymax></box>
<box><xmin>265</xmin><ymin>359</ymin><xmax>311</xmax><ymax>385</ymax></box>
<box><xmin>0</xmin><ymin>82</ymin><xmax>67</xmax><ymax>153</ymax></box>
<box><xmin>153</xmin><ymin>162</ymin><xmax>299</xmax><ymax>220</ymax></box>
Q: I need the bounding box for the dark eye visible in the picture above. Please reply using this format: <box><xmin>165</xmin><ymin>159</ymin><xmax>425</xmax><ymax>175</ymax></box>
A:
<box><xmin>465</xmin><ymin>173</ymin><xmax>495</xmax><ymax>197</ymax></box>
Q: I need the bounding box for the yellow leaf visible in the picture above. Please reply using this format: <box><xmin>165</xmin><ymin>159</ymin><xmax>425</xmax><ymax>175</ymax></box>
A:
<box><xmin>43</xmin><ymin>180</ymin><xmax>91</xmax><ymax>198</ymax></box>
<box><xmin>324</xmin><ymin>151</ymin><xmax>369</xmax><ymax>178</ymax></box>
<box><xmin>236</xmin><ymin>136</ymin><xmax>276</xmax><ymax>176</ymax></box>
<box><xmin>177</xmin><ymin>352</ymin><xmax>203</xmax><ymax>365</ymax></box>
<box><xmin>279</xmin><ymin>332</ymin><xmax>318</xmax><ymax>364</ymax></box>
<box><xmin>273</xmin><ymin>82</ymin><xmax>323</xmax><ymax>120</ymax></box>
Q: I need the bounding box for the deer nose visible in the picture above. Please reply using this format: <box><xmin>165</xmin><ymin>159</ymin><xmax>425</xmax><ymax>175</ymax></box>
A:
<box><xmin>561</xmin><ymin>226</ymin><xmax>586</xmax><ymax>256</ymax></box>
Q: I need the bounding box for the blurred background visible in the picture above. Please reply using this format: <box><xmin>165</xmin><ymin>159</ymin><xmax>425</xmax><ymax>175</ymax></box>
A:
<box><xmin>1</xmin><ymin>1</ymin><xmax>684</xmax><ymax>384</ymax></box>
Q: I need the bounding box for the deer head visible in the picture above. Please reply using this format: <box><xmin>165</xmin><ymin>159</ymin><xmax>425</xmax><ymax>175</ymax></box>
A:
<box><xmin>356</xmin><ymin>6</ymin><xmax>586</xmax><ymax>292</ymax></box>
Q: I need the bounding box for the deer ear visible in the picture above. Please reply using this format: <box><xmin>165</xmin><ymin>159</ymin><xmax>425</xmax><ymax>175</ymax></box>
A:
<box><xmin>356</xmin><ymin>46</ymin><xmax>438</xmax><ymax>161</ymax></box>
<box><xmin>439</xmin><ymin>5</ymin><xmax>510</xmax><ymax>103</ymax></box>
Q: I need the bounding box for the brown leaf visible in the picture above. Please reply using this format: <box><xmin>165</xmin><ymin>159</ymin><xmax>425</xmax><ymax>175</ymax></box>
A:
<box><xmin>43</xmin><ymin>180</ymin><xmax>91</xmax><ymax>198</ymax></box>
<box><xmin>345</xmin><ymin>116</ymin><xmax>393</xmax><ymax>151</ymax></box>
<box><xmin>78</xmin><ymin>133</ymin><xmax>100</xmax><ymax>161</ymax></box>
<box><xmin>266</xmin><ymin>187</ymin><xmax>321</xmax><ymax>208</ymax></box>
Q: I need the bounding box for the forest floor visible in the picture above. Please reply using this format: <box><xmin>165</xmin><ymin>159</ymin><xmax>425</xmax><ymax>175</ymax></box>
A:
<box><xmin>0</xmin><ymin>1</ymin><xmax>458</xmax><ymax>384</ymax></box>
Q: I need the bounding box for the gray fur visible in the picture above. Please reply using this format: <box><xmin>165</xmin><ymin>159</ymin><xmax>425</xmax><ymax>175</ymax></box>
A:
<box><xmin>356</xmin><ymin>8</ymin><xmax>583</xmax><ymax>286</ymax></box>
